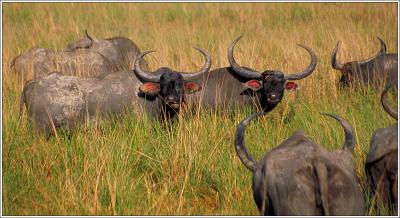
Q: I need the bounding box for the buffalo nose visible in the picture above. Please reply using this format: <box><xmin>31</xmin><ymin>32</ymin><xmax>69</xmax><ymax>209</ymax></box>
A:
<box><xmin>165</xmin><ymin>96</ymin><xmax>179</xmax><ymax>102</ymax></box>
<box><xmin>269</xmin><ymin>94</ymin><xmax>276</xmax><ymax>99</ymax></box>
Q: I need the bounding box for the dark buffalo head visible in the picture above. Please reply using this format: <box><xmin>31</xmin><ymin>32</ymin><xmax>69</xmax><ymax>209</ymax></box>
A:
<box><xmin>134</xmin><ymin>48</ymin><xmax>211</xmax><ymax>114</ymax></box>
<box><xmin>331</xmin><ymin>37</ymin><xmax>387</xmax><ymax>86</ymax></box>
<box><xmin>228</xmin><ymin>36</ymin><xmax>317</xmax><ymax>111</ymax></box>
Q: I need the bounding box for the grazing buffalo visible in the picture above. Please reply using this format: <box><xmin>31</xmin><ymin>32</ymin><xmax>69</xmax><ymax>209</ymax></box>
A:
<box><xmin>65</xmin><ymin>30</ymin><xmax>148</xmax><ymax>71</ymax></box>
<box><xmin>195</xmin><ymin>36</ymin><xmax>317</xmax><ymax>112</ymax></box>
<box><xmin>235</xmin><ymin>111</ymin><xmax>365</xmax><ymax>215</ymax></box>
<box><xmin>365</xmin><ymin>83</ymin><xmax>398</xmax><ymax>213</ymax></box>
<box><xmin>331</xmin><ymin>37</ymin><xmax>398</xmax><ymax>89</ymax></box>
<box><xmin>19</xmin><ymin>47</ymin><xmax>211</xmax><ymax>134</ymax></box>
<box><xmin>10</xmin><ymin>47</ymin><xmax>115</xmax><ymax>80</ymax></box>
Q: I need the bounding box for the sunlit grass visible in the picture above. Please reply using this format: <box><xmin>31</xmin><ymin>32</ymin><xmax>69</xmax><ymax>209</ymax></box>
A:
<box><xmin>2</xmin><ymin>2</ymin><xmax>398</xmax><ymax>215</ymax></box>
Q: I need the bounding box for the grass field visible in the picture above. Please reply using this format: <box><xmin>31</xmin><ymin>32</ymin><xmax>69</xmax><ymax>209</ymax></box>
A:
<box><xmin>2</xmin><ymin>2</ymin><xmax>399</xmax><ymax>215</ymax></box>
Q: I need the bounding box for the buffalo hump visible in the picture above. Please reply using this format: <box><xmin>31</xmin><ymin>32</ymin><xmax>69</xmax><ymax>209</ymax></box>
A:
<box><xmin>260</xmin><ymin>131</ymin><xmax>364</xmax><ymax>215</ymax></box>
<box><xmin>235</xmin><ymin>112</ymin><xmax>365</xmax><ymax>215</ymax></box>
<box><xmin>11</xmin><ymin>48</ymin><xmax>115</xmax><ymax>80</ymax></box>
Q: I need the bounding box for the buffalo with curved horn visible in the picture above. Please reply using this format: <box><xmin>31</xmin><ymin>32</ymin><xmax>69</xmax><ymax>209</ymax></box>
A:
<box><xmin>134</xmin><ymin>47</ymin><xmax>211</xmax><ymax>119</ymax></box>
<box><xmin>19</xmin><ymin>47</ymin><xmax>211</xmax><ymax>134</ymax></box>
<box><xmin>65</xmin><ymin>30</ymin><xmax>148</xmax><ymax>71</ymax></box>
<box><xmin>365</xmin><ymin>82</ymin><xmax>398</xmax><ymax>213</ymax></box>
<box><xmin>198</xmin><ymin>36</ymin><xmax>317</xmax><ymax>112</ymax></box>
<box><xmin>331</xmin><ymin>37</ymin><xmax>398</xmax><ymax>89</ymax></box>
<box><xmin>235</xmin><ymin>111</ymin><xmax>365</xmax><ymax>215</ymax></box>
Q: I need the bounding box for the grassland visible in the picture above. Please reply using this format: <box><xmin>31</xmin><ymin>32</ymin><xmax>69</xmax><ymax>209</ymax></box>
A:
<box><xmin>2</xmin><ymin>2</ymin><xmax>399</xmax><ymax>215</ymax></box>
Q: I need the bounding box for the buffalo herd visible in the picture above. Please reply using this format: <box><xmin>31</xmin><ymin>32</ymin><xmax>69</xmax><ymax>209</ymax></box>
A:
<box><xmin>11</xmin><ymin>31</ymin><xmax>398</xmax><ymax>215</ymax></box>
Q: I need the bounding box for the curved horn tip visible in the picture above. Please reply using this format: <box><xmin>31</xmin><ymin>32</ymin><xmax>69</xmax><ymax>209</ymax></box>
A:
<box><xmin>320</xmin><ymin>112</ymin><xmax>349</xmax><ymax>123</ymax></box>
<box><xmin>141</xmin><ymin>50</ymin><xmax>157</xmax><ymax>56</ymax></box>
<box><xmin>229</xmin><ymin>35</ymin><xmax>244</xmax><ymax>52</ymax></box>
<box><xmin>227</xmin><ymin>35</ymin><xmax>261</xmax><ymax>79</ymax></box>
<box><xmin>296</xmin><ymin>44</ymin><xmax>309</xmax><ymax>50</ymax></box>
<box><xmin>284</xmin><ymin>44</ymin><xmax>317</xmax><ymax>80</ymax></box>
<box><xmin>233</xmin><ymin>35</ymin><xmax>244</xmax><ymax>44</ymax></box>
<box><xmin>320</xmin><ymin>112</ymin><xmax>345</xmax><ymax>124</ymax></box>
<box><xmin>333</xmin><ymin>41</ymin><xmax>341</xmax><ymax>51</ymax></box>
<box><xmin>135</xmin><ymin>50</ymin><xmax>156</xmax><ymax>65</ymax></box>
<box><xmin>193</xmin><ymin>47</ymin><xmax>205</xmax><ymax>53</ymax></box>
<box><xmin>181</xmin><ymin>47</ymin><xmax>211</xmax><ymax>80</ymax></box>
<box><xmin>377</xmin><ymin>37</ymin><xmax>387</xmax><ymax>52</ymax></box>
<box><xmin>134</xmin><ymin>50</ymin><xmax>159</xmax><ymax>82</ymax></box>
<box><xmin>320</xmin><ymin>112</ymin><xmax>355</xmax><ymax>150</ymax></box>
<box><xmin>296</xmin><ymin>43</ymin><xmax>317</xmax><ymax>57</ymax></box>
<box><xmin>192</xmin><ymin>47</ymin><xmax>211</xmax><ymax>58</ymax></box>
<box><xmin>331</xmin><ymin>40</ymin><xmax>344</xmax><ymax>70</ymax></box>
<box><xmin>320</xmin><ymin>112</ymin><xmax>336</xmax><ymax>119</ymax></box>
<box><xmin>84</xmin><ymin>29</ymin><xmax>96</xmax><ymax>42</ymax></box>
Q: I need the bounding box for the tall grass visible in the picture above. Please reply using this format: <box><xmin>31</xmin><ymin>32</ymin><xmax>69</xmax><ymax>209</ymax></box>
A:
<box><xmin>2</xmin><ymin>2</ymin><xmax>398</xmax><ymax>215</ymax></box>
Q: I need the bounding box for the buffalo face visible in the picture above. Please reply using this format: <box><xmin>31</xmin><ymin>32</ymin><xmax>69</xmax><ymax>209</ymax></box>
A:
<box><xmin>139</xmin><ymin>68</ymin><xmax>201</xmax><ymax>112</ymax></box>
<box><xmin>228</xmin><ymin>36</ymin><xmax>316</xmax><ymax>111</ymax></box>
<box><xmin>260</xmin><ymin>71</ymin><xmax>288</xmax><ymax>104</ymax></box>
<box><xmin>135</xmin><ymin>48</ymin><xmax>210</xmax><ymax>117</ymax></box>
<box><xmin>159</xmin><ymin>70</ymin><xmax>185</xmax><ymax>110</ymax></box>
<box><xmin>241</xmin><ymin>71</ymin><xmax>293</xmax><ymax>105</ymax></box>
<box><xmin>338</xmin><ymin>63</ymin><xmax>355</xmax><ymax>86</ymax></box>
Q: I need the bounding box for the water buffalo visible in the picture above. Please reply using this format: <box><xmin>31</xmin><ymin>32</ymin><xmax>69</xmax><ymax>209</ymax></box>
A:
<box><xmin>19</xmin><ymin>47</ymin><xmax>211</xmax><ymax>134</ymax></box>
<box><xmin>195</xmin><ymin>36</ymin><xmax>317</xmax><ymax>112</ymax></box>
<box><xmin>133</xmin><ymin>48</ymin><xmax>211</xmax><ymax>120</ymax></box>
<box><xmin>331</xmin><ymin>37</ymin><xmax>398</xmax><ymax>89</ymax></box>
<box><xmin>365</xmin><ymin>83</ymin><xmax>398</xmax><ymax>212</ymax></box>
<box><xmin>10</xmin><ymin>47</ymin><xmax>115</xmax><ymax>80</ymax></box>
<box><xmin>65</xmin><ymin>30</ymin><xmax>148</xmax><ymax>71</ymax></box>
<box><xmin>235</xmin><ymin>111</ymin><xmax>365</xmax><ymax>215</ymax></box>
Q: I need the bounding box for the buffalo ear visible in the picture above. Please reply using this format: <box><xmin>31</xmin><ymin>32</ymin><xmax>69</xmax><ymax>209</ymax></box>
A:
<box><xmin>139</xmin><ymin>82</ymin><xmax>160</xmax><ymax>96</ymax></box>
<box><xmin>184</xmin><ymin>81</ymin><xmax>201</xmax><ymax>94</ymax></box>
<box><xmin>243</xmin><ymin>80</ymin><xmax>262</xmax><ymax>91</ymax></box>
<box><xmin>285</xmin><ymin>81</ymin><xmax>299</xmax><ymax>91</ymax></box>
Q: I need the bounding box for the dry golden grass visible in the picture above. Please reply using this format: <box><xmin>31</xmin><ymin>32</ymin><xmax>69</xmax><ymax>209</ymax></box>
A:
<box><xmin>2</xmin><ymin>2</ymin><xmax>398</xmax><ymax>215</ymax></box>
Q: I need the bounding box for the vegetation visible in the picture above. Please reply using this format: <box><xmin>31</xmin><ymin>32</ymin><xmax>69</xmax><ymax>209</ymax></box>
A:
<box><xmin>2</xmin><ymin>2</ymin><xmax>398</xmax><ymax>215</ymax></box>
